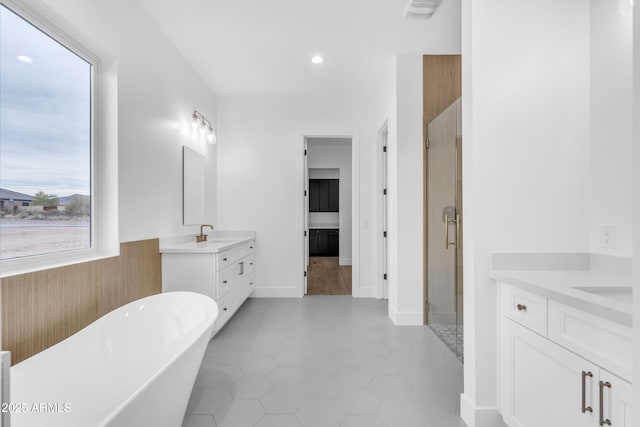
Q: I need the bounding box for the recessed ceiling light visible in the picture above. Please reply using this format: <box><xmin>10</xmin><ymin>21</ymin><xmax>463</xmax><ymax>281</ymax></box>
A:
<box><xmin>312</xmin><ymin>56</ymin><xmax>324</xmax><ymax>64</ymax></box>
<box><xmin>17</xmin><ymin>55</ymin><xmax>34</xmax><ymax>64</ymax></box>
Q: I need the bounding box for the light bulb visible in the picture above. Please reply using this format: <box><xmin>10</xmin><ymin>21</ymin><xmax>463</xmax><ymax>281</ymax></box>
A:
<box><xmin>199</xmin><ymin>120</ymin><xmax>207</xmax><ymax>136</ymax></box>
<box><xmin>207</xmin><ymin>127</ymin><xmax>216</xmax><ymax>144</ymax></box>
<box><xmin>191</xmin><ymin>113</ymin><xmax>199</xmax><ymax>130</ymax></box>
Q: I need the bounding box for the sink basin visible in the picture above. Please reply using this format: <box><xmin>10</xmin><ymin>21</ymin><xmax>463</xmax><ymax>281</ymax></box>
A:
<box><xmin>572</xmin><ymin>286</ymin><xmax>632</xmax><ymax>304</ymax></box>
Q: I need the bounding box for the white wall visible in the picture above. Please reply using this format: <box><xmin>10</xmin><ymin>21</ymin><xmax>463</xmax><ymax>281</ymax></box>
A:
<box><xmin>390</xmin><ymin>55</ymin><xmax>425</xmax><ymax>324</ymax></box>
<box><xmin>632</xmin><ymin>0</ymin><xmax>640</xmax><ymax>412</ymax></box>
<box><xmin>589</xmin><ymin>0</ymin><xmax>633</xmax><ymax>256</ymax></box>
<box><xmin>461</xmin><ymin>0</ymin><xmax>591</xmax><ymax>425</ymax></box>
<box><xmin>34</xmin><ymin>0</ymin><xmax>218</xmax><ymax>243</ymax></box>
<box><xmin>307</xmin><ymin>140</ymin><xmax>353</xmax><ymax>265</ymax></box>
<box><xmin>216</xmin><ymin>96</ymin><xmax>367</xmax><ymax>297</ymax></box>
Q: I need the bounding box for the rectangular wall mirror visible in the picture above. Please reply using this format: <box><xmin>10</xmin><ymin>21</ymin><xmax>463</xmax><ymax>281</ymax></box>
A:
<box><xmin>183</xmin><ymin>146</ymin><xmax>206</xmax><ymax>225</ymax></box>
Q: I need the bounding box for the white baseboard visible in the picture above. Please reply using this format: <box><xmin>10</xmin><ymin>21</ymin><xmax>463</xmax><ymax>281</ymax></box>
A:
<box><xmin>339</xmin><ymin>257</ymin><xmax>352</xmax><ymax>266</ymax></box>
<box><xmin>353</xmin><ymin>287</ymin><xmax>376</xmax><ymax>298</ymax></box>
<box><xmin>250</xmin><ymin>287</ymin><xmax>302</xmax><ymax>298</ymax></box>
<box><xmin>388</xmin><ymin>305</ymin><xmax>423</xmax><ymax>325</ymax></box>
<box><xmin>460</xmin><ymin>393</ymin><xmax>505</xmax><ymax>427</ymax></box>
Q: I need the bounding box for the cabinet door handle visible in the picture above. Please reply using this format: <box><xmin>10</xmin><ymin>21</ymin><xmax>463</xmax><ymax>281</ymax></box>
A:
<box><xmin>223</xmin><ymin>307</ymin><xmax>228</xmax><ymax>311</ymax></box>
<box><xmin>599</xmin><ymin>381</ymin><xmax>612</xmax><ymax>426</ymax></box>
<box><xmin>223</xmin><ymin>280</ymin><xmax>228</xmax><ymax>284</ymax></box>
<box><xmin>581</xmin><ymin>371</ymin><xmax>593</xmax><ymax>413</ymax></box>
<box><xmin>239</xmin><ymin>261</ymin><xmax>245</xmax><ymax>275</ymax></box>
<box><xmin>223</xmin><ymin>257</ymin><xmax>228</xmax><ymax>261</ymax></box>
<box><xmin>516</xmin><ymin>304</ymin><xmax>527</xmax><ymax>311</ymax></box>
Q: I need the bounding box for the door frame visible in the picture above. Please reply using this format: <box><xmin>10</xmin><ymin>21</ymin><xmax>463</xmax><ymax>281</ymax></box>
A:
<box><xmin>300</xmin><ymin>133</ymin><xmax>359</xmax><ymax>297</ymax></box>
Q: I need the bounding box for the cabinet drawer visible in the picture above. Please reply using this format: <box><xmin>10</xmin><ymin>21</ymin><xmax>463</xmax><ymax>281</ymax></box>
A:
<box><xmin>548</xmin><ymin>300</ymin><xmax>632</xmax><ymax>380</ymax></box>
<box><xmin>216</xmin><ymin>240</ymin><xmax>255</xmax><ymax>271</ymax></box>
<box><xmin>500</xmin><ymin>283</ymin><xmax>547</xmax><ymax>336</ymax></box>
<box><xmin>216</xmin><ymin>293</ymin><xmax>234</xmax><ymax>330</ymax></box>
<box><xmin>218</xmin><ymin>269</ymin><xmax>233</xmax><ymax>299</ymax></box>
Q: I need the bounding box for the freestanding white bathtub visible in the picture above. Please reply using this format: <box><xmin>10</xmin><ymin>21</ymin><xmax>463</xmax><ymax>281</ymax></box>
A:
<box><xmin>10</xmin><ymin>291</ymin><xmax>218</xmax><ymax>427</ymax></box>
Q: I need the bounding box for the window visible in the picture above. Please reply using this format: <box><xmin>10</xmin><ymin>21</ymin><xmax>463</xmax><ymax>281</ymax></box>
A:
<box><xmin>0</xmin><ymin>2</ymin><xmax>95</xmax><ymax>264</ymax></box>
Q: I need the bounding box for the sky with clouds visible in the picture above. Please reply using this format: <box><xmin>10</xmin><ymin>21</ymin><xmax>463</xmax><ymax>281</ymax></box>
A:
<box><xmin>1</xmin><ymin>4</ymin><xmax>91</xmax><ymax>198</ymax></box>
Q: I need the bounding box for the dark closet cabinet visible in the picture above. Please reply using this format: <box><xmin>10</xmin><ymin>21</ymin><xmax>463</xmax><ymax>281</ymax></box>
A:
<box><xmin>309</xmin><ymin>179</ymin><xmax>339</xmax><ymax>212</ymax></box>
<box><xmin>309</xmin><ymin>229</ymin><xmax>339</xmax><ymax>256</ymax></box>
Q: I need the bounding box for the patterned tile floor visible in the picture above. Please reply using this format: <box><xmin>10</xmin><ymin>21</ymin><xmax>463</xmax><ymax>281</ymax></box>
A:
<box><xmin>429</xmin><ymin>324</ymin><xmax>464</xmax><ymax>363</ymax></box>
<box><xmin>182</xmin><ymin>296</ymin><xmax>466</xmax><ymax>427</ymax></box>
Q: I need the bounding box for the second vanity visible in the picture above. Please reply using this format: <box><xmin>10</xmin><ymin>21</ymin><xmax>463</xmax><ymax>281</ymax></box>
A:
<box><xmin>160</xmin><ymin>231</ymin><xmax>256</xmax><ymax>333</ymax></box>
<box><xmin>492</xmin><ymin>253</ymin><xmax>633</xmax><ymax>427</ymax></box>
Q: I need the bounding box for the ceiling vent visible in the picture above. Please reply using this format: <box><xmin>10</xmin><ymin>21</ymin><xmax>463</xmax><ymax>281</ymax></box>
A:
<box><xmin>404</xmin><ymin>0</ymin><xmax>443</xmax><ymax>19</ymax></box>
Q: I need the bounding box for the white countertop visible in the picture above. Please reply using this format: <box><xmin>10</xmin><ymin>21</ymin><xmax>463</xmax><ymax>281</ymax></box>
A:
<box><xmin>159</xmin><ymin>231</ymin><xmax>255</xmax><ymax>254</ymax></box>
<box><xmin>491</xmin><ymin>253</ymin><xmax>632</xmax><ymax>327</ymax></box>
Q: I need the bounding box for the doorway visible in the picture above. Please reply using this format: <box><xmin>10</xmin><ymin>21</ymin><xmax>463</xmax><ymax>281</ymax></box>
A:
<box><xmin>423</xmin><ymin>55</ymin><xmax>463</xmax><ymax>361</ymax></box>
<box><xmin>303</xmin><ymin>137</ymin><xmax>353</xmax><ymax>295</ymax></box>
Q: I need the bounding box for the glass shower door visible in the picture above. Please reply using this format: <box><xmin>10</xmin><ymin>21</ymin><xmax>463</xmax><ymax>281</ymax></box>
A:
<box><xmin>427</xmin><ymin>98</ymin><xmax>463</xmax><ymax>361</ymax></box>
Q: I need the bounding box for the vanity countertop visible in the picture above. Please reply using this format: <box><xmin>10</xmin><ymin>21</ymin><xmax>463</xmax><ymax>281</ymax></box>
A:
<box><xmin>159</xmin><ymin>231</ymin><xmax>255</xmax><ymax>254</ymax></box>
<box><xmin>491</xmin><ymin>253</ymin><xmax>632</xmax><ymax>327</ymax></box>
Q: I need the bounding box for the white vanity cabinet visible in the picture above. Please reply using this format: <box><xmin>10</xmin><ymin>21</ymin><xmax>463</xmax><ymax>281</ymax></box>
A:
<box><xmin>162</xmin><ymin>239</ymin><xmax>255</xmax><ymax>332</ymax></box>
<box><xmin>499</xmin><ymin>283</ymin><xmax>633</xmax><ymax>427</ymax></box>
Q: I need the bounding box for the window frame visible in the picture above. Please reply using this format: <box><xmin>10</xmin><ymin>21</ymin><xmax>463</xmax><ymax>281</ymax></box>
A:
<box><xmin>0</xmin><ymin>0</ymin><xmax>117</xmax><ymax>277</ymax></box>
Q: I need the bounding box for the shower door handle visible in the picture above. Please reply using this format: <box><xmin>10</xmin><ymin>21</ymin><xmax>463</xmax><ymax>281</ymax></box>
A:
<box><xmin>445</xmin><ymin>214</ymin><xmax>460</xmax><ymax>249</ymax></box>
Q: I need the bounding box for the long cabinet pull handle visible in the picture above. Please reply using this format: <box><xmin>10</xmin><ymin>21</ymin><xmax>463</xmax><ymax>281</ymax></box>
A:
<box><xmin>599</xmin><ymin>381</ymin><xmax>612</xmax><ymax>426</ymax></box>
<box><xmin>581</xmin><ymin>371</ymin><xmax>593</xmax><ymax>413</ymax></box>
<box><xmin>239</xmin><ymin>261</ymin><xmax>245</xmax><ymax>276</ymax></box>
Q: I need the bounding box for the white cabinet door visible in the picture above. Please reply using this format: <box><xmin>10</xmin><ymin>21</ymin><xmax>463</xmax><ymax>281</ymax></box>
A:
<box><xmin>501</xmin><ymin>319</ymin><xmax>599</xmax><ymax>427</ymax></box>
<box><xmin>599</xmin><ymin>369</ymin><xmax>632</xmax><ymax>427</ymax></box>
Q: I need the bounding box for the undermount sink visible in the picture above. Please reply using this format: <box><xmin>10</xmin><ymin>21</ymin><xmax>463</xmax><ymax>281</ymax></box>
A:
<box><xmin>572</xmin><ymin>286</ymin><xmax>632</xmax><ymax>304</ymax></box>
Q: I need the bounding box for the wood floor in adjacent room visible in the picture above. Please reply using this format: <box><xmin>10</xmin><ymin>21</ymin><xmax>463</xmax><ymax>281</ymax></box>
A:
<box><xmin>307</xmin><ymin>257</ymin><xmax>351</xmax><ymax>295</ymax></box>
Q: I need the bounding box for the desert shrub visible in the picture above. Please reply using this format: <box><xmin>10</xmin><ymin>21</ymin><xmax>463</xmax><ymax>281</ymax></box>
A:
<box><xmin>65</xmin><ymin>195</ymin><xmax>90</xmax><ymax>215</ymax></box>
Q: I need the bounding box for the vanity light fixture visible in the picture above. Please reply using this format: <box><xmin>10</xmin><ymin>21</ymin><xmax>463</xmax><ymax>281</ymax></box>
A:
<box><xmin>191</xmin><ymin>110</ymin><xmax>216</xmax><ymax>144</ymax></box>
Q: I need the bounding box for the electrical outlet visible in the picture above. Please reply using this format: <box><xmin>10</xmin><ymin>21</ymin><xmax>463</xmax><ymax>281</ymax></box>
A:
<box><xmin>600</xmin><ymin>225</ymin><xmax>616</xmax><ymax>249</ymax></box>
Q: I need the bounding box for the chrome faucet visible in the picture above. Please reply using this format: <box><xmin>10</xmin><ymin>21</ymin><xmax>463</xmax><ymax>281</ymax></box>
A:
<box><xmin>196</xmin><ymin>224</ymin><xmax>214</xmax><ymax>242</ymax></box>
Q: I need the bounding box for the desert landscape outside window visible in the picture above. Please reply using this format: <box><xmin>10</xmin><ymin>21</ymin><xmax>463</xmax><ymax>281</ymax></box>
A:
<box><xmin>0</xmin><ymin>4</ymin><xmax>93</xmax><ymax>260</ymax></box>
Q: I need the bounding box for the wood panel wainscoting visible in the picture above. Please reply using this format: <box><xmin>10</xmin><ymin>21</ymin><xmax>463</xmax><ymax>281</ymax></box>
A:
<box><xmin>1</xmin><ymin>239</ymin><xmax>162</xmax><ymax>364</ymax></box>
